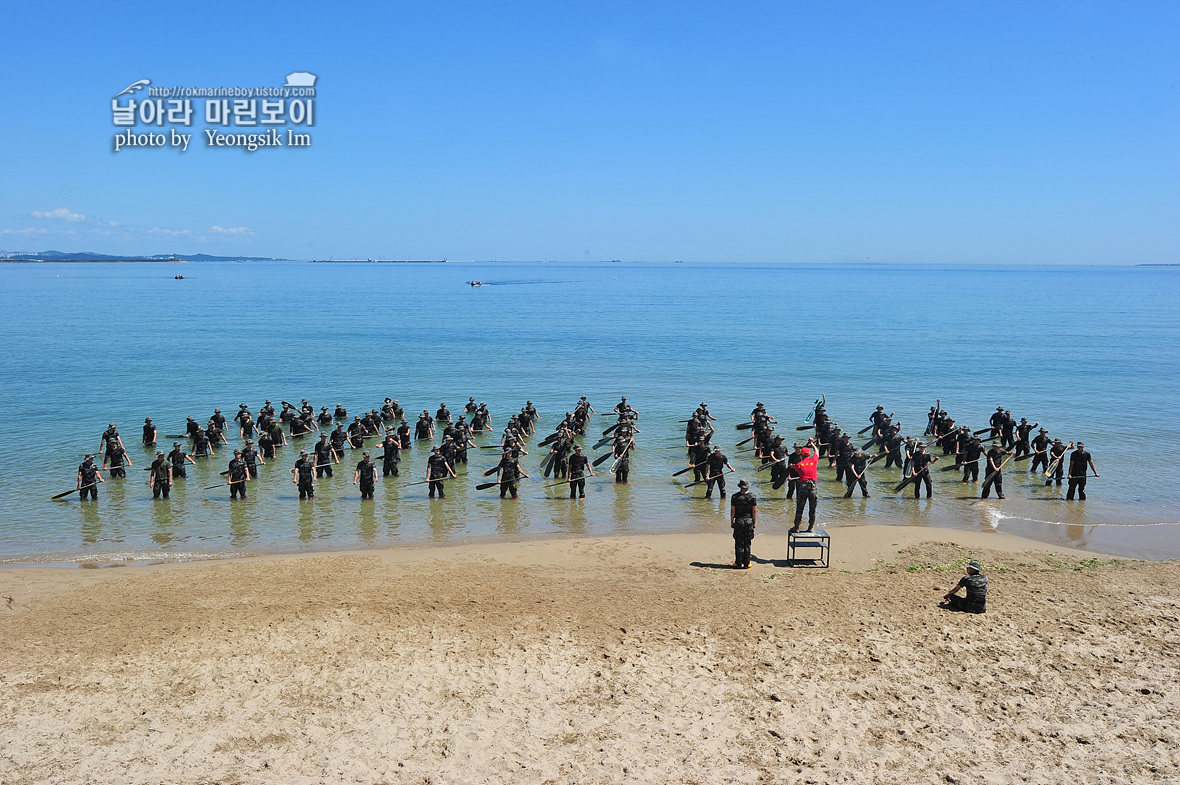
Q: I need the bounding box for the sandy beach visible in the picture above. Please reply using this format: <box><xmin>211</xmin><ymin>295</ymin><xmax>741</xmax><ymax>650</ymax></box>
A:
<box><xmin>2</xmin><ymin>525</ymin><xmax>1177</xmax><ymax>784</ymax></box>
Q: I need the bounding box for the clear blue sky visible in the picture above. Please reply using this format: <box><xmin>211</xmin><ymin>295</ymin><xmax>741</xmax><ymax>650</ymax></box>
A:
<box><xmin>1</xmin><ymin>1</ymin><xmax>1176</xmax><ymax>263</ymax></box>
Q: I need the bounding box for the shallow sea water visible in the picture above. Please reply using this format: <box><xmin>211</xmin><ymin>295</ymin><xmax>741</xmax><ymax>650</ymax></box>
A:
<box><xmin>1</xmin><ymin>261</ymin><xmax>1177</xmax><ymax>564</ymax></box>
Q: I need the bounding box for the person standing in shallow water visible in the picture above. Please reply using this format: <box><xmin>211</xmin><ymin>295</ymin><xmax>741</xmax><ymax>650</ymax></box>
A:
<box><xmin>730</xmin><ymin>479</ymin><xmax>757</xmax><ymax>569</ymax></box>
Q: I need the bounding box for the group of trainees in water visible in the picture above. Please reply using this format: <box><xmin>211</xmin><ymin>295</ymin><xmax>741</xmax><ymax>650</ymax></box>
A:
<box><xmin>723</xmin><ymin>396</ymin><xmax>1098</xmax><ymax>569</ymax></box>
<box><xmin>64</xmin><ymin>395</ymin><xmax>1099</xmax><ymax>521</ymax></box>
<box><xmin>65</xmin><ymin>395</ymin><xmax>635</xmax><ymax>503</ymax></box>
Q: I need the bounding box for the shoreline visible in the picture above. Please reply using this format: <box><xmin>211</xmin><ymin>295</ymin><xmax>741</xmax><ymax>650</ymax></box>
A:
<box><xmin>0</xmin><ymin>523</ymin><xmax>1116</xmax><ymax>574</ymax></box>
<box><xmin>2</xmin><ymin>526</ymin><xmax>1176</xmax><ymax>783</ymax></box>
<box><xmin>4</xmin><ymin>513</ymin><xmax>1176</xmax><ymax>571</ymax></box>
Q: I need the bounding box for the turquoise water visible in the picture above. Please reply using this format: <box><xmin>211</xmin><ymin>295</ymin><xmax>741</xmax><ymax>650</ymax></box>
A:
<box><xmin>1</xmin><ymin>261</ymin><xmax>1177</xmax><ymax>564</ymax></box>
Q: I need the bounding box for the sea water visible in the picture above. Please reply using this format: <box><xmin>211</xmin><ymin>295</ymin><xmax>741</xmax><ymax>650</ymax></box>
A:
<box><xmin>0</xmin><ymin>261</ymin><xmax>1177</xmax><ymax>565</ymax></box>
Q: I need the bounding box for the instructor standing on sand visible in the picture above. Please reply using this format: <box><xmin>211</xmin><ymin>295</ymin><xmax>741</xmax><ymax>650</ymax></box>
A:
<box><xmin>730</xmin><ymin>479</ymin><xmax>757</xmax><ymax>569</ymax></box>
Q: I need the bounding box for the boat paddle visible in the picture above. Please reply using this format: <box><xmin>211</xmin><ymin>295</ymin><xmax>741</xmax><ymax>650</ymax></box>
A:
<box><xmin>672</xmin><ymin>462</ymin><xmax>704</xmax><ymax>477</ymax></box>
<box><xmin>980</xmin><ymin>452</ymin><xmax>1016</xmax><ymax>490</ymax></box>
<box><xmin>50</xmin><ymin>483</ymin><xmax>96</xmax><ymax>500</ymax></box>
<box><xmin>203</xmin><ymin>478</ymin><xmax>246</xmax><ymax>490</ymax></box>
<box><xmin>681</xmin><ymin>469</ymin><xmax>735</xmax><ymax>489</ymax></box>
<box><xmin>893</xmin><ymin>458</ymin><xmax>939</xmax><ymax>493</ymax></box>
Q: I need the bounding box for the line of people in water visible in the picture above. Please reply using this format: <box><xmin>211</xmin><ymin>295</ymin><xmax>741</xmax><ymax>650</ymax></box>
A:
<box><xmin>71</xmin><ymin>395</ymin><xmax>1097</xmax><ymax>510</ymax></box>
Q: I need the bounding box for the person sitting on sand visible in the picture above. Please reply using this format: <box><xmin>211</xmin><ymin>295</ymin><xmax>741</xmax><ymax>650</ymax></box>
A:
<box><xmin>941</xmin><ymin>560</ymin><xmax>988</xmax><ymax>613</ymax></box>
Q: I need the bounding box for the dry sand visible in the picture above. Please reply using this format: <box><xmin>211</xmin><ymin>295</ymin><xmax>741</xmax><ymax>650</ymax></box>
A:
<box><xmin>1</xmin><ymin>526</ymin><xmax>1177</xmax><ymax>784</ymax></box>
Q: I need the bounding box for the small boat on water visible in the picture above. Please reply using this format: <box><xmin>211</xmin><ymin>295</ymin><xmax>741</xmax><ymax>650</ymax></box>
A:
<box><xmin>175</xmin><ymin>275</ymin><xmax>185</xmax><ymax>279</ymax></box>
<box><xmin>468</xmin><ymin>280</ymin><xmax>482</xmax><ymax>287</ymax></box>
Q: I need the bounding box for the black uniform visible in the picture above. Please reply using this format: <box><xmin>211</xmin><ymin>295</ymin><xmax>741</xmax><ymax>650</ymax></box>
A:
<box><xmin>427</xmin><ymin>453</ymin><xmax>449</xmax><ymax>498</ymax></box>
<box><xmin>1045</xmin><ymin>442</ymin><xmax>1068</xmax><ymax>486</ymax></box>
<box><xmin>259</xmin><ymin>430</ymin><xmax>276</xmax><ymax>459</ymax></box>
<box><xmin>416</xmin><ymin>415</ymin><xmax>434</xmax><ymax>440</ymax></box>
<box><xmin>228</xmin><ymin>457</ymin><xmax>249</xmax><ymax>499</ymax></box>
<box><xmin>883</xmin><ymin>431</ymin><xmax>904</xmax><ymax>470</ymax></box>
<box><xmin>356</xmin><ymin>457</ymin><xmax>377</xmax><ymax>500</ymax></box>
<box><xmin>834</xmin><ymin>437</ymin><xmax>853</xmax><ymax>483</ymax></box>
<box><xmin>843</xmin><ymin>453</ymin><xmax>869</xmax><ymax>498</ymax></box>
<box><xmin>1066</xmin><ymin>449</ymin><xmax>1093</xmax><ymax>500</ymax></box>
<box><xmin>168</xmin><ymin>446</ymin><xmax>189</xmax><ymax>479</ymax></box>
<box><xmin>705</xmin><ymin>451</ymin><xmax>728</xmax><ymax>498</ymax></box>
<box><xmin>397</xmin><ymin>422</ymin><xmax>412</xmax><ymax>450</ymax></box>
<box><xmin>497</xmin><ymin>455</ymin><xmax>521</xmax><ymax>499</ymax></box>
<box><xmin>730</xmin><ymin>490</ymin><xmax>757</xmax><ymax>568</ymax></box>
<box><xmin>314</xmin><ymin>439</ymin><xmax>335</xmax><ymax>478</ymax></box>
<box><xmin>981</xmin><ymin>447</ymin><xmax>1007</xmax><ymax>499</ymax></box>
<box><xmin>784</xmin><ymin>450</ymin><xmax>803</xmax><ymax>498</ymax></box>
<box><xmin>192</xmin><ymin>429</ymin><xmax>211</xmax><ymax>460</ymax></box>
<box><xmin>142</xmin><ymin>422</ymin><xmax>156</xmax><ymax>446</ymax></box>
<box><xmin>78</xmin><ymin>461</ymin><xmax>99</xmax><ymax>500</ymax></box>
<box><xmin>101</xmin><ymin>427</ymin><xmax>121</xmax><ymax>458</ymax></box>
<box><xmin>1030</xmin><ymin>433</ymin><xmax>1051</xmax><ymax>474</ymax></box>
<box><xmin>910</xmin><ymin>450</ymin><xmax>935</xmax><ymax>498</ymax></box>
<box><xmin>568</xmin><ymin>452</ymin><xmax>590</xmax><ymax>499</ymax></box>
<box><xmin>241</xmin><ymin>445</ymin><xmax>261</xmax><ymax>478</ymax></box>
<box><xmin>613</xmin><ymin>442</ymin><xmax>630</xmax><ymax>485</ymax></box>
<box><xmin>688</xmin><ymin>442</ymin><xmax>710</xmax><ymax>483</ymax></box>
<box><xmin>380</xmin><ymin>436</ymin><xmax>400</xmax><ymax>477</ymax></box>
<box><xmin>294</xmin><ymin>456</ymin><xmax>315</xmax><ymax>499</ymax></box>
<box><xmin>960</xmin><ymin>441</ymin><xmax>983</xmax><ymax>483</ymax></box>
<box><xmin>330</xmin><ymin>426</ymin><xmax>348</xmax><ymax>458</ymax></box>
<box><xmin>106</xmin><ymin>445</ymin><xmax>128</xmax><ymax>478</ymax></box>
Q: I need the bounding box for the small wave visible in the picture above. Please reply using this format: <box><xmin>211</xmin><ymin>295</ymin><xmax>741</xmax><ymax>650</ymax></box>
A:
<box><xmin>0</xmin><ymin>550</ymin><xmax>255</xmax><ymax>567</ymax></box>
<box><xmin>993</xmin><ymin>515</ymin><xmax>1180</xmax><ymax>528</ymax></box>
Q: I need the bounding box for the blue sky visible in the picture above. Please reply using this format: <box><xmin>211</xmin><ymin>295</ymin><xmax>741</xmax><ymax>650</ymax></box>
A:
<box><xmin>1</xmin><ymin>1</ymin><xmax>1176</xmax><ymax>263</ymax></box>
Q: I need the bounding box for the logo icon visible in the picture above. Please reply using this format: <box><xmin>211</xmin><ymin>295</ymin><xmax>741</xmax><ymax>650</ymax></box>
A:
<box><xmin>283</xmin><ymin>72</ymin><xmax>317</xmax><ymax>88</ymax></box>
<box><xmin>114</xmin><ymin>79</ymin><xmax>151</xmax><ymax>98</ymax></box>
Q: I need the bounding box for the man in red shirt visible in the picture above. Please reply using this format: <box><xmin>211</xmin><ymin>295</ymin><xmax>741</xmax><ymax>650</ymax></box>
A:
<box><xmin>791</xmin><ymin>438</ymin><xmax>820</xmax><ymax>532</ymax></box>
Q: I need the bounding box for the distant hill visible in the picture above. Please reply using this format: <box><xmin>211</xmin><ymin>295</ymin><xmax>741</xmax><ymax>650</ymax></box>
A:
<box><xmin>0</xmin><ymin>249</ymin><xmax>286</xmax><ymax>262</ymax></box>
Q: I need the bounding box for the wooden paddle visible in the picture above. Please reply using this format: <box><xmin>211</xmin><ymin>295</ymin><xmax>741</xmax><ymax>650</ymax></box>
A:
<box><xmin>592</xmin><ymin>452</ymin><xmax>614</xmax><ymax>467</ymax></box>
<box><xmin>893</xmin><ymin>458</ymin><xmax>939</xmax><ymax>493</ymax></box>
<box><xmin>544</xmin><ymin>475</ymin><xmax>591</xmax><ymax>488</ymax></box>
<box><xmin>672</xmin><ymin>462</ymin><xmax>704</xmax><ymax>477</ymax></box>
<box><xmin>736</xmin><ymin>436</ymin><xmax>754</xmax><ymax>446</ymax></box>
<box><xmin>755</xmin><ymin>457</ymin><xmax>784</xmax><ymax>472</ymax></box>
<box><xmin>980</xmin><ymin>452</ymin><xmax>1016</xmax><ymax>489</ymax></box>
<box><xmin>601</xmin><ymin>423</ymin><xmax>621</xmax><ymax>437</ymax></box>
<box><xmin>203</xmin><ymin>479</ymin><xmax>246</xmax><ymax>490</ymax></box>
<box><xmin>682</xmin><ymin>469</ymin><xmax>734</xmax><ymax>489</ymax></box>
<box><xmin>795</xmin><ymin>424</ymin><xmax>815</xmax><ymax>431</ymax></box>
<box><xmin>51</xmin><ymin>483</ymin><xmax>96</xmax><ymax>500</ymax></box>
<box><xmin>857</xmin><ymin>424</ymin><xmax>873</xmax><ymax>436</ymax></box>
<box><xmin>973</xmin><ymin>427</ymin><xmax>993</xmax><ymax>436</ymax></box>
<box><xmin>735</xmin><ymin>422</ymin><xmax>754</xmax><ymax>431</ymax></box>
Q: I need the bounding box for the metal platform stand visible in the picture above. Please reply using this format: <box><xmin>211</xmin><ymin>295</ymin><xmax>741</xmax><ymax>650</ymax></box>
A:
<box><xmin>787</xmin><ymin>528</ymin><xmax>830</xmax><ymax>568</ymax></box>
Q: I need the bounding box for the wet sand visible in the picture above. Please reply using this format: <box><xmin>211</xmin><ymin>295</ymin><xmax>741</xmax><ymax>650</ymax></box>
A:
<box><xmin>2</xmin><ymin>526</ymin><xmax>1177</xmax><ymax>784</ymax></box>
